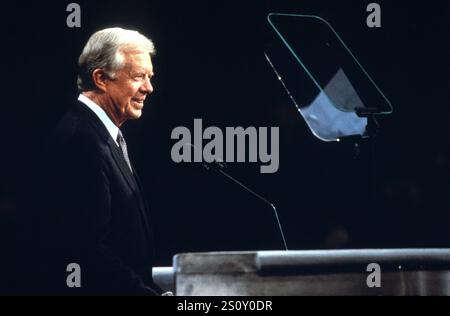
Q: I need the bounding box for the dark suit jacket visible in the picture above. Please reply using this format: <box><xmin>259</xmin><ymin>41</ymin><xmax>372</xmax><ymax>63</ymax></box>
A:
<box><xmin>35</xmin><ymin>100</ymin><xmax>161</xmax><ymax>295</ymax></box>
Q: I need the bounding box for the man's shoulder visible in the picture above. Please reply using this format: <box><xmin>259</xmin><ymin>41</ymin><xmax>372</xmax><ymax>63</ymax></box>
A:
<box><xmin>47</xmin><ymin>103</ymin><xmax>112</xmax><ymax>156</ymax></box>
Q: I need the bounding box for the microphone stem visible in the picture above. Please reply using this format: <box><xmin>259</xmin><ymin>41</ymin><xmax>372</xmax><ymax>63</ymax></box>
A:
<box><xmin>216</xmin><ymin>169</ymin><xmax>289</xmax><ymax>251</ymax></box>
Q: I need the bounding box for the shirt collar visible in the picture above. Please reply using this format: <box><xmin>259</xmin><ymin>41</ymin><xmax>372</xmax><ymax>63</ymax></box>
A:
<box><xmin>78</xmin><ymin>94</ymin><xmax>119</xmax><ymax>146</ymax></box>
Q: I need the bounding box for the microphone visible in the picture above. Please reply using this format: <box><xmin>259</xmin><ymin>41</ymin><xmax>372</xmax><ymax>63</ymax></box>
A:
<box><xmin>186</xmin><ymin>143</ymin><xmax>289</xmax><ymax>251</ymax></box>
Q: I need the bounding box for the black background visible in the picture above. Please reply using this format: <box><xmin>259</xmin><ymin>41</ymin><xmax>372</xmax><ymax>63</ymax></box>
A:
<box><xmin>1</xmin><ymin>0</ymin><xmax>449</xmax><ymax>293</ymax></box>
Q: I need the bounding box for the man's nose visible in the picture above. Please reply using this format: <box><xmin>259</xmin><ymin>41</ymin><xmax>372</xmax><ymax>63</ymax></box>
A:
<box><xmin>141</xmin><ymin>77</ymin><xmax>153</xmax><ymax>94</ymax></box>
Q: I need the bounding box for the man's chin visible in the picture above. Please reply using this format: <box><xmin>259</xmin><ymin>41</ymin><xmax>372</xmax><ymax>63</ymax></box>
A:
<box><xmin>129</xmin><ymin>110</ymin><xmax>143</xmax><ymax>120</ymax></box>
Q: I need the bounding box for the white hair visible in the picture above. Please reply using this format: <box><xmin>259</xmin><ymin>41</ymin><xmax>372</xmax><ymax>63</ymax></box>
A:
<box><xmin>77</xmin><ymin>27</ymin><xmax>155</xmax><ymax>91</ymax></box>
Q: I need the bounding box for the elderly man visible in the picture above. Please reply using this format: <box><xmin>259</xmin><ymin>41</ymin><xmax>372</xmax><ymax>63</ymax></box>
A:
<box><xmin>36</xmin><ymin>27</ymin><xmax>162</xmax><ymax>295</ymax></box>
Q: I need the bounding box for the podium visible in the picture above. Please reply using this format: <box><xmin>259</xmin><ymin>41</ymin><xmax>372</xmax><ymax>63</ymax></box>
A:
<box><xmin>153</xmin><ymin>249</ymin><xmax>450</xmax><ymax>296</ymax></box>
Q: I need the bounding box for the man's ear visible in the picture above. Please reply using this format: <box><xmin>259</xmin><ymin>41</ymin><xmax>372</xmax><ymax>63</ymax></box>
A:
<box><xmin>91</xmin><ymin>69</ymin><xmax>110</xmax><ymax>92</ymax></box>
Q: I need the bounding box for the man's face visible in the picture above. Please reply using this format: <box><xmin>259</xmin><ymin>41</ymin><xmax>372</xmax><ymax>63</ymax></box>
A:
<box><xmin>104</xmin><ymin>50</ymin><xmax>154</xmax><ymax>124</ymax></box>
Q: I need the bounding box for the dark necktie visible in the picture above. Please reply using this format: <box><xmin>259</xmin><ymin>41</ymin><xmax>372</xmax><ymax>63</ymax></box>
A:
<box><xmin>117</xmin><ymin>129</ymin><xmax>133</xmax><ymax>173</ymax></box>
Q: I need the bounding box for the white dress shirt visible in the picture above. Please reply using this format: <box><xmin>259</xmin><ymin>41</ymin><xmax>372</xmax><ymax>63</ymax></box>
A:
<box><xmin>78</xmin><ymin>94</ymin><xmax>120</xmax><ymax>147</ymax></box>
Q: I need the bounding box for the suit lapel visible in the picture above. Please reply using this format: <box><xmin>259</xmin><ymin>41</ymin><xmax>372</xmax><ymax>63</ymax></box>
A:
<box><xmin>74</xmin><ymin>100</ymin><xmax>139</xmax><ymax>193</ymax></box>
<box><xmin>108</xmin><ymin>139</ymin><xmax>139</xmax><ymax>192</ymax></box>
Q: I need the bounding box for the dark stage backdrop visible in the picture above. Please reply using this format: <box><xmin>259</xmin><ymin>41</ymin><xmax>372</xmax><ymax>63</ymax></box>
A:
<box><xmin>1</xmin><ymin>0</ymin><xmax>449</xmax><ymax>293</ymax></box>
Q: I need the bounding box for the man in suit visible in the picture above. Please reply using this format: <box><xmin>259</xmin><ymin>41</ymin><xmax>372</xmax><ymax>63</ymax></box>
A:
<box><xmin>35</xmin><ymin>27</ymin><xmax>163</xmax><ymax>295</ymax></box>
